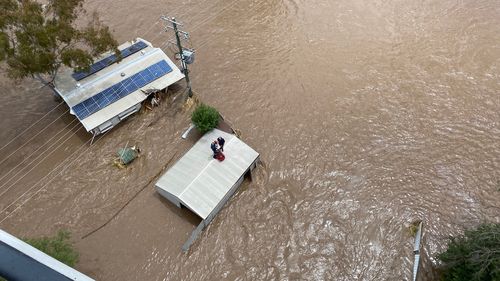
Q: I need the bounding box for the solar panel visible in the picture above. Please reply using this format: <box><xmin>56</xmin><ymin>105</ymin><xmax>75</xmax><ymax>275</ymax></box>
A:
<box><xmin>72</xmin><ymin>60</ymin><xmax>173</xmax><ymax>120</ymax></box>
<box><xmin>72</xmin><ymin>41</ymin><xmax>149</xmax><ymax>81</ymax></box>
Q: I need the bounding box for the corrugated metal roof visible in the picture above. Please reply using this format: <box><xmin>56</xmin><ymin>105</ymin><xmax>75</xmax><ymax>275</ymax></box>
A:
<box><xmin>54</xmin><ymin>38</ymin><xmax>185</xmax><ymax>131</ymax></box>
<box><xmin>155</xmin><ymin>129</ymin><xmax>259</xmax><ymax>219</ymax></box>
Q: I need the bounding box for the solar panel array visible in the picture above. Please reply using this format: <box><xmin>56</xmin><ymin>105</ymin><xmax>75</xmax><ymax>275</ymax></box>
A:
<box><xmin>72</xmin><ymin>41</ymin><xmax>149</xmax><ymax>81</ymax></box>
<box><xmin>72</xmin><ymin>60</ymin><xmax>173</xmax><ymax>120</ymax></box>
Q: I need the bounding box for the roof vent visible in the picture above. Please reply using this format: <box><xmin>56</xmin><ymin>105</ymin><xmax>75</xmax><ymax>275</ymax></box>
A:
<box><xmin>121</xmin><ymin>72</ymin><xmax>126</xmax><ymax>77</ymax></box>
<box><xmin>141</xmin><ymin>50</ymin><xmax>146</xmax><ymax>55</ymax></box>
<box><xmin>76</xmin><ymin>83</ymin><xmax>81</xmax><ymax>87</ymax></box>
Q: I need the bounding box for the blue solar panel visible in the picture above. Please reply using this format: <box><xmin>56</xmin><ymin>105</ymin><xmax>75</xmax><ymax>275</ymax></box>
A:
<box><xmin>72</xmin><ymin>60</ymin><xmax>173</xmax><ymax>120</ymax></box>
<box><xmin>72</xmin><ymin>41</ymin><xmax>149</xmax><ymax>81</ymax></box>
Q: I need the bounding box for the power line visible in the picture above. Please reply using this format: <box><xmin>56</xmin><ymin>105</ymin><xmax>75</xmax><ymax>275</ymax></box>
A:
<box><xmin>138</xmin><ymin>20</ymin><xmax>161</xmax><ymax>39</ymax></box>
<box><xmin>0</xmin><ymin>0</ymin><xmax>257</xmax><ymax>223</ymax></box>
<box><xmin>161</xmin><ymin>16</ymin><xmax>194</xmax><ymax>99</ymax></box>
<box><xmin>194</xmin><ymin>0</ymin><xmax>268</xmax><ymax>49</ymax></box>
<box><xmin>0</xmin><ymin>70</ymin><xmax>139</xmax><ymax>201</ymax></box>
<box><xmin>0</xmin><ymin>100</ymin><xmax>65</xmax><ymax>152</ymax></box>
<box><xmin>0</xmin><ymin>73</ymin><xmax>138</xmax><ymax>219</ymax></box>
<box><xmin>0</xmin><ymin>3</ymin><xmax>201</xmax><ymax>156</ymax></box>
<box><xmin>190</xmin><ymin>0</ymin><xmax>245</xmax><ymax>32</ymax></box>
<box><xmin>0</xmin><ymin>122</ymin><xmax>82</xmax><ymax>199</ymax></box>
<box><xmin>0</xmin><ymin>108</ymin><xmax>70</xmax><ymax>167</ymax></box>
<box><xmin>0</xmin><ymin>63</ymin><xmax>141</xmax><ymax>186</ymax></box>
<box><xmin>0</xmin><ymin>118</ymin><xmax>79</xmax><ymax>187</ymax></box>
<box><xmin>0</xmin><ymin>130</ymin><xmax>109</xmax><ymax>224</ymax></box>
<box><xmin>0</xmin><ymin>72</ymin><xmax>137</xmax><ymax>210</ymax></box>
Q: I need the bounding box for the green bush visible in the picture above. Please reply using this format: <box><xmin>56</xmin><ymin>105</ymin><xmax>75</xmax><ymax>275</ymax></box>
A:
<box><xmin>24</xmin><ymin>230</ymin><xmax>79</xmax><ymax>267</ymax></box>
<box><xmin>437</xmin><ymin>223</ymin><xmax>500</xmax><ymax>281</ymax></box>
<box><xmin>191</xmin><ymin>103</ymin><xmax>219</xmax><ymax>133</ymax></box>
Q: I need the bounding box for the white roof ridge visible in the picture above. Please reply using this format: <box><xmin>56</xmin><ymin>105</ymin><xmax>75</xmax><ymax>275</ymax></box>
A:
<box><xmin>178</xmin><ymin>134</ymin><xmax>237</xmax><ymax>200</ymax></box>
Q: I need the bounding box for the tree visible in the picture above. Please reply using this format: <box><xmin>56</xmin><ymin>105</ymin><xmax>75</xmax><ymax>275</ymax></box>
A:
<box><xmin>0</xmin><ymin>0</ymin><xmax>118</xmax><ymax>86</ymax></box>
<box><xmin>191</xmin><ymin>103</ymin><xmax>219</xmax><ymax>133</ymax></box>
<box><xmin>437</xmin><ymin>223</ymin><xmax>500</xmax><ymax>281</ymax></box>
<box><xmin>24</xmin><ymin>230</ymin><xmax>79</xmax><ymax>267</ymax></box>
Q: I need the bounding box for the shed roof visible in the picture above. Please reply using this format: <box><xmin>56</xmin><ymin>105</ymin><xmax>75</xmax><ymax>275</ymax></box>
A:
<box><xmin>54</xmin><ymin>38</ymin><xmax>184</xmax><ymax>131</ymax></box>
<box><xmin>155</xmin><ymin>129</ymin><xmax>259</xmax><ymax>219</ymax></box>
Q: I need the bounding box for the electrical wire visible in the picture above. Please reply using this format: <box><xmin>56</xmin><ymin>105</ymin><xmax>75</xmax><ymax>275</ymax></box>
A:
<box><xmin>0</xmin><ymin>121</ymin><xmax>82</xmax><ymax>198</ymax></box>
<box><xmin>0</xmin><ymin>0</ymin><xmax>260</xmax><ymax>222</ymax></box>
<box><xmin>0</xmin><ymin>100</ymin><xmax>65</xmax><ymax>152</ymax></box>
<box><xmin>194</xmin><ymin>0</ymin><xmax>268</xmax><ymax>49</ymax></box>
<box><xmin>0</xmin><ymin>118</ymin><xmax>79</xmax><ymax>187</ymax></box>
<box><xmin>0</xmin><ymin>76</ymin><xmax>139</xmax><ymax>219</ymax></box>
<box><xmin>0</xmin><ymin>130</ymin><xmax>109</xmax><ymax>224</ymax></box>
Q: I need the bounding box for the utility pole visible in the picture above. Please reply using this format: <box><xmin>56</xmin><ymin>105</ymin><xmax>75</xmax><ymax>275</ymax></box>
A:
<box><xmin>161</xmin><ymin>16</ymin><xmax>194</xmax><ymax>98</ymax></box>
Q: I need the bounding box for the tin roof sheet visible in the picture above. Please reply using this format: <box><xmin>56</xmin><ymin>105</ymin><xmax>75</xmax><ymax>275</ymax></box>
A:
<box><xmin>155</xmin><ymin>129</ymin><xmax>259</xmax><ymax>219</ymax></box>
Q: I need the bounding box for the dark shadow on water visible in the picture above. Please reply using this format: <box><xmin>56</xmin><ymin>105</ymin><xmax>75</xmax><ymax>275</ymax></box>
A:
<box><xmin>153</xmin><ymin>192</ymin><xmax>201</xmax><ymax>226</ymax></box>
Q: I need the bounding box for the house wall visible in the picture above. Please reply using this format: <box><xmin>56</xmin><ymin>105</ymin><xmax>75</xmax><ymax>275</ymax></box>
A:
<box><xmin>92</xmin><ymin>103</ymin><xmax>142</xmax><ymax>134</ymax></box>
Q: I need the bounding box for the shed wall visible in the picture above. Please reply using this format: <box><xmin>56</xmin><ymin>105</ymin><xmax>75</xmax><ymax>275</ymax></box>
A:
<box><xmin>156</xmin><ymin>187</ymin><xmax>181</xmax><ymax>208</ymax></box>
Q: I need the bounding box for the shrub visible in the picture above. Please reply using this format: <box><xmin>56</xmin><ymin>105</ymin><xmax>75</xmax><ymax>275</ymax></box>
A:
<box><xmin>437</xmin><ymin>223</ymin><xmax>500</xmax><ymax>281</ymax></box>
<box><xmin>191</xmin><ymin>103</ymin><xmax>219</xmax><ymax>133</ymax></box>
<box><xmin>24</xmin><ymin>230</ymin><xmax>79</xmax><ymax>267</ymax></box>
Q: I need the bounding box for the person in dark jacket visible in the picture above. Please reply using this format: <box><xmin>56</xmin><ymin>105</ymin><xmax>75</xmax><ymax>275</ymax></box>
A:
<box><xmin>217</xmin><ymin>137</ymin><xmax>225</xmax><ymax>152</ymax></box>
<box><xmin>210</xmin><ymin>140</ymin><xmax>219</xmax><ymax>158</ymax></box>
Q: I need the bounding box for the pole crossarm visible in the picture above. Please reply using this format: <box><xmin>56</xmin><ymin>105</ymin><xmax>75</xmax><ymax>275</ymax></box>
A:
<box><xmin>161</xmin><ymin>16</ymin><xmax>194</xmax><ymax>98</ymax></box>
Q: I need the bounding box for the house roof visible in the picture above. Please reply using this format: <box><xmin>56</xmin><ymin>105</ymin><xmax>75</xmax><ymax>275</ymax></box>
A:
<box><xmin>0</xmin><ymin>229</ymin><xmax>94</xmax><ymax>281</ymax></box>
<box><xmin>54</xmin><ymin>38</ymin><xmax>184</xmax><ymax>131</ymax></box>
<box><xmin>155</xmin><ymin>129</ymin><xmax>260</xmax><ymax>219</ymax></box>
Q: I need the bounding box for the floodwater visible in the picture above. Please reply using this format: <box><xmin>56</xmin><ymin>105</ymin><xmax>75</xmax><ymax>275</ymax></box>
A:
<box><xmin>1</xmin><ymin>0</ymin><xmax>499</xmax><ymax>280</ymax></box>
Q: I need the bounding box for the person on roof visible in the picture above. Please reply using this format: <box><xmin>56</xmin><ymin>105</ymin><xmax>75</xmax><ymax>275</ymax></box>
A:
<box><xmin>210</xmin><ymin>140</ymin><xmax>219</xmax><ymax>158</ymax></box>
<box><xmin>217</xmin><ymin>136</ymin><xmax>225</xmax><ymax>152</ymax></box>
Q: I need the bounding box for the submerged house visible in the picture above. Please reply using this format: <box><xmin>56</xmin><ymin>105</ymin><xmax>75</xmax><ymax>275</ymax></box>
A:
<box><xmin>155</xmin><ymin>129</ymin><xmax>260</xmax><ymax>251</ymax></box>
<box><xmin>54</xmin><ymin>38</ymin><xmax>184</xmax><ymax>136</ymax></box>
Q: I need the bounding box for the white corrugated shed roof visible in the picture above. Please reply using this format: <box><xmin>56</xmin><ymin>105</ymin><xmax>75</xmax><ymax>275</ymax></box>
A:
<box><xmin>155</xmin><ymin>129</ymin><xmax>259</xmax><ymax>219</ymax></box>
<box><xmin>54</xmin><ymin>38</ymin><xmax>184</xmax><ymax>131</ymax></box>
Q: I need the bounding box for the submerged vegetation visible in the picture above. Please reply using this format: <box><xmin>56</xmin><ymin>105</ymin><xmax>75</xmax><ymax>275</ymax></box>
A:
<box><xmin>24</xmin><ymin>230</ymin><xmax>79</xmax><ymax>267</ymax></box>
<box><xmin>437</xmin><ymin>223</ymin><xmax>500</xmax><ymax>281</ymax></box>
<box><xmin>191</xmin><ymin>103</ymin><xmax>219</xmax><ymax>133</ymax></box>
<box><xmin>408</xmin><ymin>220</ymin><xmax>422</xmax><ymax>237</ymax></box>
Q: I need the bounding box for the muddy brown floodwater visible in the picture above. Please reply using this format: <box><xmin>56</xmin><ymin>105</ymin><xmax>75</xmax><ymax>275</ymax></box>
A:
<box><xmin>1</xmin><ymin>0</ymin><xmax>499</xmax><ymax>280</ymax></box>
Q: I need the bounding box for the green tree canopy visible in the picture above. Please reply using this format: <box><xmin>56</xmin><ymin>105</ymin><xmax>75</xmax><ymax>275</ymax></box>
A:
<box><xmin>438</xmin><ymin>223</ymin><xmax>500</xmax><ymax>281</ymax></box>
<box><xmin>191</xmin><ymin>103</ymin><xmax>219</xmax><ymax>133</ymax></box>
<box><xmin>0</xmin><ymin>0</ymin><xmax>118</xmax><ymax>85</ymax></box>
